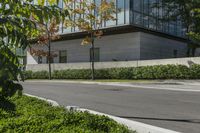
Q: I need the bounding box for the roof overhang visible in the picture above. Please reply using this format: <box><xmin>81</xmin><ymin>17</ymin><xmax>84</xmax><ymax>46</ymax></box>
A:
<box><xmin>55</xmin><ymin>24</ymin><xmax>187</xmax><ymax>43</ymax></box>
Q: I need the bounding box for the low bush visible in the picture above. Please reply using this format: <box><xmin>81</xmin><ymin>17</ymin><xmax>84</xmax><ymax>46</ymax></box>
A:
<box><xmin>0</xmin><ymin>95</ymin><xmax>133</xmax><ymax>133</ymax></box>
<box><xmin>23</xmin><ymin>64</ymin><xmax>200</xmax><ymax>80</ymax></box>
<box><xmin>189</xmin><ymin>64</ymin><xmax>200</xmax><ymax>79</ymax></box>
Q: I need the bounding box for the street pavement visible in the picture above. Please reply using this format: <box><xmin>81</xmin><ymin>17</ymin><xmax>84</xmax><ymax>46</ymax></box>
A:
<box><xmin>21</xmin><ymin>81</ymin><xmax>200</xmax><ymax>133</ymax></box>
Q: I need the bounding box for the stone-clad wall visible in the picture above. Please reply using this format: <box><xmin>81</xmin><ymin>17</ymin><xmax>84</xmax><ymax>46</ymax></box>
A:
<box><xmin>140</xmin><ymin>32</ymin><xmax>188</xmax><ymax>60</ymax></box>
<box><xmin>27</xmin><ymin>31</ymin><xmax>189</xmax><ymax>65</ymax></box>
<box><xmin>27</xmin><ymin>32</ymin><xmax>141</xmax><ymax>64</ymax></box>
<box><xmin>26</xmin><ymin>57</ymin><xmax>200</xmax><ymax>72</ymax></box>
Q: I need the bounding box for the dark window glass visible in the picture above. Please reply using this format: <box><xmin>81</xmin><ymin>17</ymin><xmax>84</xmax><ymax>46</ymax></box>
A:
<box><xmin>38</xmin><ymin>56</ymin><xmax>42</xmax><ymax>64</ymax></box>
<box><xmin>59</xmin><ymin>50</ymin><xmax>67</xmax><ymax>63</ymax></box>
<box><xmin>173</xmin><ymin>50</ymin><xmax>178</xmax><ymax>58</ymax></box>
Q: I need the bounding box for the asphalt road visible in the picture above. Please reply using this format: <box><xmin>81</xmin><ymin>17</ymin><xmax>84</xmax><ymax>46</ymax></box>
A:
<box><xmin>22</xmin><ymin>81</ymin><xmax>200</xmax><ymax>133</ymax></box>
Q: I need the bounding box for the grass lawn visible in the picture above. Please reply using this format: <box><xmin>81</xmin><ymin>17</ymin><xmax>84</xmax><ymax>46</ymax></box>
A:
<box><xmin>0</xmin><ymin>95</ymin><xmax>135</xmax><ymax>133</ymax></box>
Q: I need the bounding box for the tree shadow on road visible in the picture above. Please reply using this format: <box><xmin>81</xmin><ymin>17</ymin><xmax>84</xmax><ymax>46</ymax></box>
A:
<box><xmin>118</xmin><ymin>116</ymin><xmax>200</xmax><ymax>124</ymax></box>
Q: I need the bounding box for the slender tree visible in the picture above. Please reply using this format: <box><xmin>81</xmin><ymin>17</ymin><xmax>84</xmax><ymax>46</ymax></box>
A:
<box><xmin>30</xmin><ymin>19</ymin><xmax>61</xmax><ymax>80</ymax></box>
<box><xmin>64</xmin><ymin>0</ymin><xmax>116</xmax><ymax>80</ymax></box>
<box><xmin>188</xmin><ymin>8</ymin><xmax>200</xmax><ymax>47</ymax></box>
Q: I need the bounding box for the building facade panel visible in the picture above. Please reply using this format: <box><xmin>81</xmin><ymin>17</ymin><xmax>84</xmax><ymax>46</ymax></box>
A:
<box><xmin>140</xmin><ymin>32</ymin><xmax>188</xmax><ymax>60</ymax></box>
<box><xmin>27</xmin><ymin>32</ymin><xmax>141</xmax><ymax>64</ymax></box>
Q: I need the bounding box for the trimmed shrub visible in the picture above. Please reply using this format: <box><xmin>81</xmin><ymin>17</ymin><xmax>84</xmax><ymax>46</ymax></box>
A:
<box><xmin>23</xmin><ymin>70</ymin><xmax>33</xmax><ymax>79</ymax></box>
<box><xmin>23</xmin><ymin>64</ymin><xmax>200</xmax><ymax>80</ymax></box>
<box><xmin>32</xmin><ymin>71</ymin><xmax>49</xmax><ymax>79</ymax></box>
<box><xmin>53</xmin><ymin>69</ymin><xmax>91</xmax><ymax>79</ymax></box>
<box><xmin>0</xmin><ymin>95</ymin><xmax>133</xmax><ymax>133</ymax></box>
<box><xmin>190</xmin><ymin>64</ymin><xmax>200</xmax><ymax>79</ymax></box>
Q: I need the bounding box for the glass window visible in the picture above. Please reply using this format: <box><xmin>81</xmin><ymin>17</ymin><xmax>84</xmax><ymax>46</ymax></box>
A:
<box><xmin>149</xmin><ymin>17</ymin><xmax>157</xmax><ymax>30</ymax></box>
<box><xmin>39</xmin><ymin>0</ymin><xmax>186</xmax><ymax>38</ymax></box>
<box><xmin>134</xmin><ymin>12</ymin><xmax>142</xmax><ymax>25</ymax></box>
<box><xmin>143</xmin><ymin>15</ymin><xmax>149</xmax><ymax>28</ymax></box>
<box><xmin>106</xmin><ymin>0</ymin><xmax>117</xmax><ymax>26</ymax></box>
<box><xmin>173</xmin><ymin>50</ymin><xmax>178</xmax><ymax>58</ymax></box>
<box><xmin>90</xmin><ymin>48</ymin><xmax>100</xmax><ymax>62</ymax></box>
<box><xmin>38</xmin><ymin>56</ymin><xmax>42</xmax><ymax>64</ymax></box>
<box><xmin>130</xmin><ymin>0</ymin><xmax>185</xmax><ymax>37</ymax></box>
<box><xmin>149</xmin><ymin>0</ymin><xmax>157</xmax><ymax>17</ymax></box>
<box><xmin>143</xmin><ymin>0</ymin><xmax>149</xmax><ymax>14</ymax></box>
<box><xmin>133</xmin><ymin>0</ymin><xmax>142</xmax><ymax>12</ymax></box>
<box><xmin>59</xmin><ymin>50</ymin><xmax>67</xmax><ymax>63</ymax></box>
<box><xmin>125</xmin><ymin>0</ymin><xmax>130</xmax><ymax>24</ymax></box>
<box><xmin>117</xmin><ymin>0</ymin><xmax>125</xmax><ymax>25</ymax></box>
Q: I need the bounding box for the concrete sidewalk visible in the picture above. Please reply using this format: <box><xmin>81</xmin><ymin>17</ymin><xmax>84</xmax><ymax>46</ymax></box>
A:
<box><xmin>25</xmin><ymin>79</ymin><xmax>200</xmax><ymax>90</ymax></box>
<box><xmin>25</xmin><ymin>79</ymin><xmax>200</xmax><ymax>85</ymax></box>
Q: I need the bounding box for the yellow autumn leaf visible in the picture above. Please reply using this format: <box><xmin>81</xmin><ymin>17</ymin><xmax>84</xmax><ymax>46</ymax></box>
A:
<box><xmin>81</xmin><ymin>36</ymin><xmax>92</xmax><ymax>45</ymax></box>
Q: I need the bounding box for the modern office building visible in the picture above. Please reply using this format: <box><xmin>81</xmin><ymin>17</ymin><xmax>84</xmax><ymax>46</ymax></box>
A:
<box><xmin>27</xmin><ymin>0</ymin><xmax>190</xmax><ymax>65</ymax></box>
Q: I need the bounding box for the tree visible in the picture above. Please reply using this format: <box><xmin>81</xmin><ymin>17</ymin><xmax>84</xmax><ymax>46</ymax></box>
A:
<box><xmin>0</xmin><ymin>0</ymin><xmax>68</xmax><ymax>99</ymax></box>
<box><xmin>159</xmin><ymin>0</ymin><xmax>200</xmax><ymax>56</ymax></box>
<box><xmin>65</xmin><ymin>0</ymin><xmax>116</xmax><ymax>80</ymax></box>
<box><xmin>188</xmin><ymin>8</ymin><xmax>200</xmax><ymax>48</ymax></box>
<box><xmin>30</xmin><ymin>19</ymin><xmax>61</xmax><ymax>80</ymax></box>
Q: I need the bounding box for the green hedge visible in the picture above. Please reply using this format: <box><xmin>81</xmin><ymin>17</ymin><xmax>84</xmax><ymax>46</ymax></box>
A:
<box><xmin>24</xmin><ymin>64</ymin><xmax>200</xmax><ymax>80</ymax></box>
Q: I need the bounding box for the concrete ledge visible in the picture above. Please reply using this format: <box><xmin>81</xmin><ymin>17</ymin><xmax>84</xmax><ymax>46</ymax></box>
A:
<box><xmin>26</xmin><ymin>57</ymin><xmax>200</xmax><ymax>72</ymax></box>
<box><xmin>24</xmin><ymin>93</ymin><xmax>180</xmax><ymax>133</ymax></box>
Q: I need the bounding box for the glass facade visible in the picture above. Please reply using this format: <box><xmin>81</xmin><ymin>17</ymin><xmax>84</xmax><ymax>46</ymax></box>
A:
<box><xmin>55</xmin><ymin>0</ymin><xmax>186</xmax><ymax>37</ymax></box>
<box><xmin>130</xmin><ymin>0</ymin><xmax>186</xmax><ymax>37</ymax></box>
<box><xmin>57</xmin><ymin>0</ymin><xmax>130</xmax><ymax>33</ymax></box>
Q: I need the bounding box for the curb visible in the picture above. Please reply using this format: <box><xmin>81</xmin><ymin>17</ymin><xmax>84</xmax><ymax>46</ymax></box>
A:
<box><xmin>77</xmin><ymin>108</ymin><xmax>180</xmax><ymax>133</ymax></box>
<box><xmin>24</xmin><ymin>93</ymin><xmax>59</xmax><ymax>107</ymax></box>
<box><xmin>24</xmin><ymin>93</ymin><xmax>181</xmax><ymax>133</ymax></box>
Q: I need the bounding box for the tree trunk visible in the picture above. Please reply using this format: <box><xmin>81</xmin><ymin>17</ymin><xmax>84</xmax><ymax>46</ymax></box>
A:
<box><xmin>46</xmin><ymin>24</ymin><xmax>52</xmax><ymax>80</ymax></box>
<box><xmin>91</xmin><ymin>33</ymin><xmax>95</xmax><ymax>80</ymax></box>
<box><xmin>48</xmin><ymin>39</ymin><xmax>52</xmax><ymax>80</ymax></box>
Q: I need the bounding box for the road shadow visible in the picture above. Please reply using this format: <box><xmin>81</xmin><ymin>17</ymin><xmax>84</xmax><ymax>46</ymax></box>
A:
<box><xmin>118</xmin><ymin>116</ymin><xmax>200</xmax><ymax>124</ymax></box>
<box><xmin>0</xmin><ymin>98</ymin><xmax>16</xmax><ymax>112</ymax></box>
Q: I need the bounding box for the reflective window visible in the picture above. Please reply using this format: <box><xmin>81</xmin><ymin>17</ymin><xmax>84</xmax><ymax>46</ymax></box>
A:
<box><xmin>38</xmin><ymin>56</ymin><xmax>42</xmax><ymax>64</ymax></box>
<box><xmin>130</xmin><ymin>0</ymin><xmax>185</xmax><ymax>37</ymax></box>
<box><xmin>57</xmin><ymin>0</ymin><xmax>185</xmax><ymax>37</ymax></box>
<box><xmin>117</xmin><ymin>0</ymin><xmax>125</xmax><ymax>25</ymax></box>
